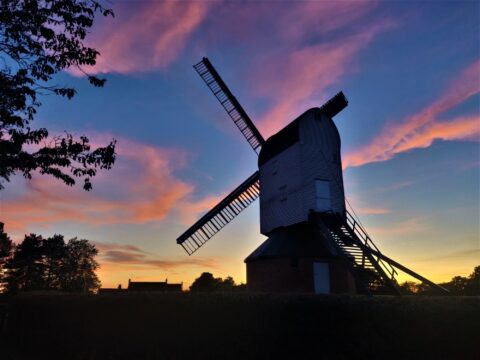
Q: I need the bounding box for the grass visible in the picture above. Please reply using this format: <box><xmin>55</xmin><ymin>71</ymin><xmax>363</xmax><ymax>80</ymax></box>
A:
<box><xmin>1</xmin><ymin>292</ymin><xmax>479</xmax><ymax>359</ymax></box>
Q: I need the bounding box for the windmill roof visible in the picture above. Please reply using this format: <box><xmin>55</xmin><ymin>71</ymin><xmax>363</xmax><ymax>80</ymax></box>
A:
<box><xmin>244</xmin><ymin>222</ymin><xmax>333</xmax><ymax>262</ymax></box>
<box><xmin>258</xmin><ymin>110</ymin><xmax>303</xmax><ymax>167</ymax></box>
<box><xmin>258</xmin><ymin>92</ymin><xmax>347</xmax><ymax>167</ymax></box>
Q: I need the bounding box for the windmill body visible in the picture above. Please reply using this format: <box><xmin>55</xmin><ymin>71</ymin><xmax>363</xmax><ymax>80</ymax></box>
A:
<box><xmin>176</xmin><ymin>58</ymin><xmax>448</xmax><ymax>295</ymax></box>
<box><xmin>246</xmin><ymin>107</ymin><xmax>353</xmax><ymax>293</ymax></box>
<box><xmin>258</xmin><ymin>108</ymin><xmax>346</xmax><ymax>235</ymax></box>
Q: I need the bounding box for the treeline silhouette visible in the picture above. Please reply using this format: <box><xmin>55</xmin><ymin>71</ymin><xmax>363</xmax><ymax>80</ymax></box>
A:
<box><xmin>399</xmin><ymin>266</ymin><xmax>479</xmax><ymax>295</ymax></box>
<box><xmin>0</xmin><ymin>223</ymin><xmax>100</xmax><ymax>294</ymax></box>
<box><xmin>190</xmin><ymin>272</ymin><xmax>246</xmax><ymax>292</ymax></box>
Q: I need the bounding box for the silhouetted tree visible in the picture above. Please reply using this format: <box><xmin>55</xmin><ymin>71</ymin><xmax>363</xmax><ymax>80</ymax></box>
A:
<box><xmin>42</xmin><ymin>234</ymin><xmax>67</xmax><ymax>290</ymax></box>
<box><xmin>409</xmin><ymin>265</ymin><xmax>480</xmax><ymax>296</ymax></box>
<box><xmin>60</xmin><ymin>238</ymin><xmax>100</xmax><ymax>293</ymax></box>
<box><xmin>0</xmin><ymin>0</ymin><xmax>116</xmax><ymax>191</ymax></box>
<box><xmin>465</xmin><ymin>265</ymin><xmax>480</xmax><ymax>295</ymax></box>
<box><xmin>447</xmin><ymin>276</ymin><xmax>470</xmax><ymax>294</ymax></box>
<box><xmin>0</xmin><ymin>223</ymin><xmax>13</xmax><ymax>290</ymax></box>
<box><xmin>5</xmin><ymin>233</ymin><xmax>100</xmax><ymax>293</ymax></box>
<box><xmin>190</xmin><ymin>273</ymin><xmax>240</xmax><ymax>292</ymax></box>
<box><xmin>399</xmin><ymin>281</ymin><xmax>418</xmax><ymax>294</ymax></box>
<box><xmin>190</xmin><ymin>272</ymin><xmax>220</xmax><ymax>292</ymax></box>
<box><xmin>218</xmin><ymin>276</ymin><xmax>236</xmax><ymax>292</ymax></box>
<box><xmin>6</xmin><ymin>234</ymin><xmax>45</xmax><ymax>292</ymax></box>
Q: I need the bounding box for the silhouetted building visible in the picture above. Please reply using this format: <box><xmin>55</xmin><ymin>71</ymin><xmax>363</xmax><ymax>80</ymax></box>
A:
<box><xmin>98</xmin><ymin>283</ymin><xmax>125</xmax><ymax>293</ymax></box>
<box><xmin>127</xmin><ymin>279</ymin><xmax>182</xmax><ymax>292</ymax></box>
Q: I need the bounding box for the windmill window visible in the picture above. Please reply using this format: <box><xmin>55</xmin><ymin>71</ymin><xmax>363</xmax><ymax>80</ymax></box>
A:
<box><xmin>280</xmin><ymin>197</ymin><xmax>287</xmax><ymax>202</ymax></box>
<box><xmin>279</xmin><ymin>184</ymin><xmax>287</xmax><ymax>191</ymax></box>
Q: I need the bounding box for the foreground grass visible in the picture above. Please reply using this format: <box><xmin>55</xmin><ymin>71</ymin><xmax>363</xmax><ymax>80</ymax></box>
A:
<box><xmin>1</xmin><ymin>293</ymin><xmax>479</xmax><ymax>359</ymax></box>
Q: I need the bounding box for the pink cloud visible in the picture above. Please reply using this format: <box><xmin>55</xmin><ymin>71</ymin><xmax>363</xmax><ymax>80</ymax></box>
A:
<box><xmin>1</xmin><ymin>136</ymin><xmax>220</xmax><ymax>235</ymax></box>
<box><xmin>176</xmin><ymin>194</ymin><xmax>225</xmax><ymax>225</ymax></box>
<box><xmin>368</xmin><ymin>217</ymin><xmax>430</xmax><ymax>237</ymax></box>
<box><xmin>344</xmin><ymin>61</ymin><xmax>480</xmax><ymax>168</ymax></box>
<box><xmin>357</xmin><ymin>207</ymin><xmax>390</xmax><ymax>215</ymax></box>
<box><xmin>253</xmin><ymin>21</ymin><xmax>395</xmax><ymax>137</ymax></box>
<box><xmin>276</xmin><ymin>1</ymin><xmax>377</xmax><ymax>42</ymax></box>
<box><xmin>202</xmin><ymin>1</ymin><xmax>376</xmax><ymax>45</ymax></box>
<box><xmin>77</xmin><ymin>1</ymin><xmax>211</xmax><ymax>74</ymax></box>
<box><xmin>94</xmin><ymin>241</ymin><xmax>218</xmax><ymax>271</ymax></box>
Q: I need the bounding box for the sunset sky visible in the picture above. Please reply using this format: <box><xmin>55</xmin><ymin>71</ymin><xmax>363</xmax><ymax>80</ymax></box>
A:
<box><xmin>1</xmin><ymin>1</ymin><xmax>479</xmax><ymax>288</ymax></box>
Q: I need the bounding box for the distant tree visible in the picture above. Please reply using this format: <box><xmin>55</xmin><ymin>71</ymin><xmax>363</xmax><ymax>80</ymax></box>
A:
<box><xmin>42</xmin><ymin>234</ymin><xmax>66</xmax><ymax>290</ymax></box>
<box><xmin>399</xmin><ymin>281</ymin><xmax>418</xmax><ymax>295</ymax></box>
<box><xmin>5</xmin><ymin>234</ymin><xmax>100</xmax><ymax>293</ymax></box>
<box><xmin>6</xmin><ymin>233</ymin><xmax>45</xmax><ymax>292</ymax></box>
<box><xmin>413</xmin><ymin>266</ymin><xmax>480</xmax><ymax>296</ymax></box>
<box><xmin>60</xmin><ymin>238</ymin><xmax>100</xmax><ymax>293</ymax></box>
<box><xmin>234</xmin><ymin>283</ymin><xmax>247</xmax><ymax>292</ymax></box>
<box><xmin>447</xmin><ymin>276</ymin><xmax>470</xmax><ymax>295</ymax></box>
<box><xmin>190</xmin><ymin>272</ymin><xmax>220</xmax><ymax>292</ymax></box>
<box><xmin>218</xmin><ymin>276</ymin><xmax>235</xmax><ymax>292</ymax></box>
<box><xmin>0</xmin><ymin>0</ymin><xmax>116</xmax><ymax>191</ymax></box>
<box><xmin>190</xmin><ymin>273</ymin><xmax>241</xmax><ymax>292</ymax></box>
<box><xmin>465</xmin><ymin>265</ymin><xmax>480</xmax><ymax>295</ymax></box>
<box><xmin>0</xmin><ymin>223</ymin><xmax>13</xmax><ymax>290</ymax></box>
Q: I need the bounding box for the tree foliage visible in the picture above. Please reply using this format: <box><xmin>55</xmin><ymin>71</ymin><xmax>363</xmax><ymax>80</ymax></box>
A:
<box><xmin>399</xmin><ymin>265</ymin><xmax>480</xmax><ymax>296</ymax></box>
<box><xmin>0</xmin><ymin>0</ymin><xmax>116</xmax><ymax>190</ymax></box>
<box><xmin>0</xmin><ymin>222</ymin><xmax>13</xmax><ymax>289</ymax></box>
<box><xmin>4</xmin><ymin>232</ymin><xmax>101</xmax><ymax>293</ymax></box>
<box><xmin>189</xmin><ymin>272</ymin><xmax>242</xmax><ymax>292</ymax></box>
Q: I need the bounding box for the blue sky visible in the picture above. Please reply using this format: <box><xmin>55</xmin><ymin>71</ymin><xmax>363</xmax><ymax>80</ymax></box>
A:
<box><xmin>1</xmin><ymin>1</ymin><xmax>479</xmax><ymax>287</ymax></box>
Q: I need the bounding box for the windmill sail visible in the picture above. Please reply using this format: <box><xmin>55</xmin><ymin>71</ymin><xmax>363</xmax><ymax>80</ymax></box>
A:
<box><xmin>319</xmin><ymin>91</ymin><xmax>348</xmax><ymax>118</ymax></box>
<box><xmin>177</xmin><ymin>171</ymin><xmax>260</xmax><ymax>255</ymax></box>
<box><xmin>194</xmin><ymin>57</ymin><xmax>265</xmax><ymax>154</ymax></box>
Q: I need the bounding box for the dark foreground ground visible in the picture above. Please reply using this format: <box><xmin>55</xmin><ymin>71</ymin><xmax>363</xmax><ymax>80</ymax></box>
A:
<box><xmin>0</xmin><ymin>293</ymin><xmax>479</xmax><ymax>360</ymax></box>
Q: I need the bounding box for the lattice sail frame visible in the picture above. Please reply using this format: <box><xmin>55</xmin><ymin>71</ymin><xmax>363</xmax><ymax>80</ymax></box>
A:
<box><xmin>177</xmin><ymin>171</ymin><xmax>260</xmax><ymax>255</ymax></box>
<box><xmin>194</xmin><ymin>58</ymin><xmax>265</xmax><ymax>154</ymax></box>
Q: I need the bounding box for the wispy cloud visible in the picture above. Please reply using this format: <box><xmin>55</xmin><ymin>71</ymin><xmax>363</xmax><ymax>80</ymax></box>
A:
<box><xmin>368</xmin><ymin>217</ymin><xmax>430</xmax><ymax>237</ymax></box>
<box><xmin>357</xmin><ymin>207</ymin><xmax>390</xmax><ymax>215</ymax></box>
<box><xmin>1</xmin><ymin>136</ymin><xmax>221</xmax><ymax>235</ymax></box>
<box><xmin>344</xmin><ymin>61</ymin><xmax>480</xmax><ymax>169</ymax></box>
<box><xmin>76</xmin><ymin>1</ymin><xmax>211</xmax><ymax>74</ymax></box>
<box><xmin>252</xmin><ymin>20</ymin><xmax>394</xmax><ymax>137</ymax></box>
<box><xmin>94</xmin><ymin>241</ymin><xmax>218</xmax><ymax>270</ymax></box>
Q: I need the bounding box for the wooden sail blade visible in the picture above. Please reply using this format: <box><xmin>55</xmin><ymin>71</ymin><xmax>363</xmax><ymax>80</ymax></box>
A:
<box><xmin>177</xmin><ymin>171</ymin><xmax>260</xmax><ymax>255</ymax></box>
<box><xmin>193</xmin><ymin>57</ymin><xmax>265</xmax><ymax>154</ymax></box>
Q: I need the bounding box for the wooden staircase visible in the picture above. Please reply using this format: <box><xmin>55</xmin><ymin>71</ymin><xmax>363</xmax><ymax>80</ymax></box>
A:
<box><xmin>312</xmin><ymin>211</ymin><xmax>448</xmax><ymax>295</ymax></box>
<box><xmin>326</xmin><ymin>213</ymin><xmax>400</xmax><ymax>295</ymax></box>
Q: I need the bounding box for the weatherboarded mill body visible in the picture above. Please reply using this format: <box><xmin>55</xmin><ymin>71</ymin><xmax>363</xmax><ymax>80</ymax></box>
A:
<box><xmin>176</xmin><ymin>57</ymin><xmax>447</xmax><ymax>295</ymax></box>
<box><xmin>246</xmin><ymin>107</ymin><xmax>354</xmax><ymax>293</ymax></box>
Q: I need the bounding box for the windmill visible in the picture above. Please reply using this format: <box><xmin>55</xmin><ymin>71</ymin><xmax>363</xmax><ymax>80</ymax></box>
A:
<box><xmin>177</xmin><ymin>57</ymin><xmax>447</xmax><ymax>295</ymax></box>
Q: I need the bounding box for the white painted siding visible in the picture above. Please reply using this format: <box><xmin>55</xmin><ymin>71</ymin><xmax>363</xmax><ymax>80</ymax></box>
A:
<box><xmin>260</xmin><ymin>143</ymin><xmax>305</xmax><ymax>234</ymax></box>
<box><xmin>299</xmin><ymin>111</ymin><xmax>345</xmax><ymax>217</ymax></box>
<box><xmin>259</xmin><ymin>108</ymin><xmax>346</xmax><ymax>235</ymax></box>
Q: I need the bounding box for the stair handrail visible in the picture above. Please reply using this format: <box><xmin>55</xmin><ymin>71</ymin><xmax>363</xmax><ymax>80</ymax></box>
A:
<box><xmin>345</xmin><ymin>210</ymin><xmax>398</xmax><ymax>280</ymax></box>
